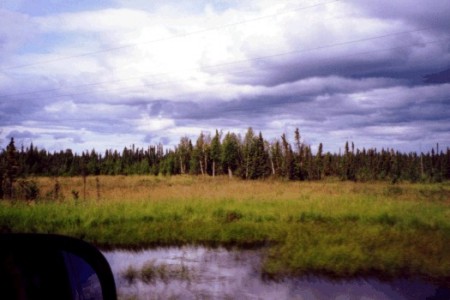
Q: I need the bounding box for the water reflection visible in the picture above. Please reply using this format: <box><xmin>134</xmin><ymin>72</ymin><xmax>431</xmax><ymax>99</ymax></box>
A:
<box><xmin>103</xmin><ymin>247</ymin><xmax>448</xmax><ymax>300</ymax></box>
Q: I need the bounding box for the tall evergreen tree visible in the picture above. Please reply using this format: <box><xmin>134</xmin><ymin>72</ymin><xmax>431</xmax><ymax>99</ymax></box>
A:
<box><xmin>4</xmin><ymin>138</ymin><xmax>19</xmax><ymax>199</ymax></box>
<box><xmin>0</xmin><ymin>153</ymin><xmax>4</xmax><ymax>199</ymax></box>
<box><xmin>315</xmin><ymin>143</ymin><xmax>324</xmax><ymax>180</ymax></box>
<box><xmin>293</xmin><ymin>128</ymin><xmax>305</xmax><ymax>180</ymax></box>
<box><xmin>221</xmin><ymin>132</ymin><xmax>240</xmax><ymax>178</ymax></box>
<box><xmin>242</xmin><ymin>128</ymin><xmax>255</xmax><ymax>179</ymax></box>
<box><xmin>446</xmin><ymin>148</ymin><xmax>450</xmax><ymax>180</ymax></box>
<box><xmin>281</xmin><ymin>133</ymin><xmax>294</xmax><ymax>179</ymax></box>
<box><xmin>323</xmin><ymin>152</ymin><xmax>333</xmax><ymax>177</ymax></box>
<box><xmin>342</xmin><ymin>141</ymin><xmax>356</xmax><ymax>181</ymax></box>
<box><xmin>303</xmin><ymin>145</ymin><xmax>314</xmax><ymax>180</ymax></box>
<box><xmin>210</xmin><ymin>130</ymin><xmax>222</xmax><ymax>177</ymax></box>
<box><xmin>87</xmin><ymin>149</ymin><xmax>100</xmax><ymax>175</ymax></box>
<box><xmin>246</xmin><ymin>132</ymin><xmax>270</xmax><ymax>179</ymax></box>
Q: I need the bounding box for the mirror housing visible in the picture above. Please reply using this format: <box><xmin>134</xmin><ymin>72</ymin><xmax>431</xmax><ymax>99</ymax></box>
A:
<box><xmin>0</xmin><ymin>234</ymin><xmax>116</xmax><ymax>300</ymax></box>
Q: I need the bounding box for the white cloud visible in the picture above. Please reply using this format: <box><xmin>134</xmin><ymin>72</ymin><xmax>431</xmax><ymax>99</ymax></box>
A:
<box><xmin>135</xmin><ymin>114</ymin><xmax>175</xmax><ymax>132</ymax></box>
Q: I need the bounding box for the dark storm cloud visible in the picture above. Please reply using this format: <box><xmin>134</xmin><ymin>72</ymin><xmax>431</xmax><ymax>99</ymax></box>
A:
<box><xmin>163</xmin><ymin>77</ymin><xmax>400</xmax><ymax>122</ymax></box>
<box><xmin>226</xmin><ymin>33</ymin><xmax>449</xmax><ymax>87</ymax></box>
<box><xmin>0</xmin><ymin>97</ymin><xmax>50</xmax><ymax>125</ymax></box>
<box><xmin>149</xmin><ymin>92</ymin><xmax>316</xmax><ymax>123</ymax></box>
<box><xmin>394</xmin><ymin>99</ymin><xmax>450</xmax><ymax>123</ymax></box>
<box><xmin>424</xmin><ymin>68</ymin><xmax>450</xmax><ymax>84</ymax></box>
<box><xmin>349</xmin><ymin>0</ymin><xmax>450</xmax><ymax>34</ymax></box>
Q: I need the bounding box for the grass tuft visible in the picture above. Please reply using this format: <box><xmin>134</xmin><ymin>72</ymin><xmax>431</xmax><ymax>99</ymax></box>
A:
<box><xmin>124</xmin><ymin>261</ymin><xmax>194</xmax><ymax>284</ymax></box>
<box><xmin>122</xmin><ymin>266</ymin><xmax>139</xmax><ymax>284</ymax></box>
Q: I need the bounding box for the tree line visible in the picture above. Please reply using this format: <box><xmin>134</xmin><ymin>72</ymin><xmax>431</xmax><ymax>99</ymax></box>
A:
<box><xmin>1</xmin><ymin>128</ymin><xmax>449</xmax><ymax>198</ymax></box>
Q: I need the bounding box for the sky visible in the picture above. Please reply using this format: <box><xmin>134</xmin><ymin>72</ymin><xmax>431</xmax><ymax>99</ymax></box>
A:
<box><xmin>1</xmin><ymin>0</ymin><xmax>450</xmax><ymax>154</ymax></box>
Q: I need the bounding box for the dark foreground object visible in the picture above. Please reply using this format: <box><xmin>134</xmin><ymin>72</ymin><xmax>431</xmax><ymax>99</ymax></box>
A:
<box><xmin>0</xmin><ymin>234</ymin><xmax>116</xmax><ymax>300</ymax></box>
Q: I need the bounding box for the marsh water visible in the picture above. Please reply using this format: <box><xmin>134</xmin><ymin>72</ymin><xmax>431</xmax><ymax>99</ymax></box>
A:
<box><xmin>103</xmin><ymin>247</ymin><xmax>448</xmax><ymax>300</ymax></box>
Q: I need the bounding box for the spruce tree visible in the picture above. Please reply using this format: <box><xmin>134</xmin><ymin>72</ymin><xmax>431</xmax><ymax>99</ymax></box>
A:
<box><xmin>303</xmin><ymin>146</ymin><xmax>313</xmax><ymax>180</ymax></box>
<box><xmin>446</xmin><ymin>148</ymin><xmax>450</xmax><ymax>180</ymax></box>
<box><xmin>242</xmin><ymin>128</ymin><xmax>255</xmax><ymax>179</ymax></box>
<box><xmin>0</xmin><ymin>154</ymin><xmax>4</xmax><ymax>199</ymax></box>
<box><xmin>281</xmin><ymin>134</ymin><xmax>294</xmax><ymax>179</ymax></box>
<box><xmin>4</xmin><ymin>138</ymin><xmax>19</xmax><ymax>199</ymax></box>
<box><xmin>221</xmin><ymin>132</ymin><xmax>240</xmax><ymax>178</ymax></box>
<box><xmin>253</xmin><ymin>132</ymin><xmax>270</xmax><ymax>179</ymax></box>
<box><xmin>315</xmin><ymin>143</ymin><xmax>324</xmax><ymax>179</ymax></box>
<box><xmin>210</xmin><ymin>130</ymin><xmax>222</xmax><ymax>177</ymax></box>
<box><xmin>342</xmin><ymin>141</ymin><xmax>356</xmax><ymax>181</ymax></box>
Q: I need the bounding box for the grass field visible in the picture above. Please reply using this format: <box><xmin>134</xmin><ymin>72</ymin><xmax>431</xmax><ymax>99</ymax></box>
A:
<box><xmin>1</xmin><ymin>175</ymin><xmax>449</xmax><ymax>283</ymax></box>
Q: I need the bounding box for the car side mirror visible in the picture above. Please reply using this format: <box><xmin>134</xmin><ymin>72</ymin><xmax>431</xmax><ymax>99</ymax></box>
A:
<box><xmin>0</xmin><ymin>234</ymin><xmax>116</xmax><ymax>300</ymax></box>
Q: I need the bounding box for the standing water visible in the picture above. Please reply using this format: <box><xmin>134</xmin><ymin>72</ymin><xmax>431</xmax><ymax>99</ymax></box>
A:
<box><xmin>103</xmin><ymin>247</ymin><xmax>448</xmax><ymax>300</ymax></box>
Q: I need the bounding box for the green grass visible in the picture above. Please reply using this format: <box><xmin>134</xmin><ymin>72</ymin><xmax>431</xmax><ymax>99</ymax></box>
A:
<box><xmin>1</xmin><ymin>176</ymin><xmax>449</xmax><ymax>283</ymax></box>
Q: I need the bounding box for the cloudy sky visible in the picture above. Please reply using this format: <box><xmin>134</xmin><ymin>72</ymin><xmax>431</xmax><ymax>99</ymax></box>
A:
<box><xmin>1</xmin><ymin>0</ymin><xmax>449</xmax><ymax>154</ymax></box>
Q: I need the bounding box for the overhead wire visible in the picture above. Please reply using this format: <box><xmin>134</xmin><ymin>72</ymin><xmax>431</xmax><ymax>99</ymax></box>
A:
<box><xmin>2</xmin><ymin>28</ymin><xmax>444</xmax><ymax>101</ymax></box>
<box><xmin>1</xmin><ymin>0</ymin><xmax>447</xmax><ymax>104</ymax></box>
<box><xmin>5</xmin><ymin>35</ymin><xmax>450</xmax><ymax>99</ymax></box>
<box><xmin>1</xmin><ymin>0</ymin><xmax>340</xmax><ymax>71</ymax></box>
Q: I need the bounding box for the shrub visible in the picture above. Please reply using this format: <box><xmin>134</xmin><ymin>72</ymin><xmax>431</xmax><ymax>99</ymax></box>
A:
<box><xmin>71</xmin><ymin>190</ymin><xmax>80</xmax><ymax>201</ymax></box>
<box><xmin>16</xmin><ymin>180</ymin><xmax>40</xmax><ymax>200</ymax></box>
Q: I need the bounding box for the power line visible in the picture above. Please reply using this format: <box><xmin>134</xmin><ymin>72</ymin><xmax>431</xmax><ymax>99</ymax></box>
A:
<box><xmin>1</xmin><ymin>0</ymin><xmax>340</xmax><ymax>71</ymax></box>
<box><xmin>3</xmin><ymin>30</ymin><xmax>449</xmax><ymax>99</ymax></box>
<box><xmin>2</xmin><ymin>8</ymin><xmax>358</xmax><ymax>99</ymax></box>
<box><xmin>2</xmin><ymin>27</ymin><xmax>442</xmax><ymax>101</ymax></box>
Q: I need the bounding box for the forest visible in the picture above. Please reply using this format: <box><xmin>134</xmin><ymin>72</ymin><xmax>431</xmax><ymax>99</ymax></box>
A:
<box><xmin>1</xmin><ymin>127</ymin><xmax>449</xmax><ymax>199</ymax></box>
